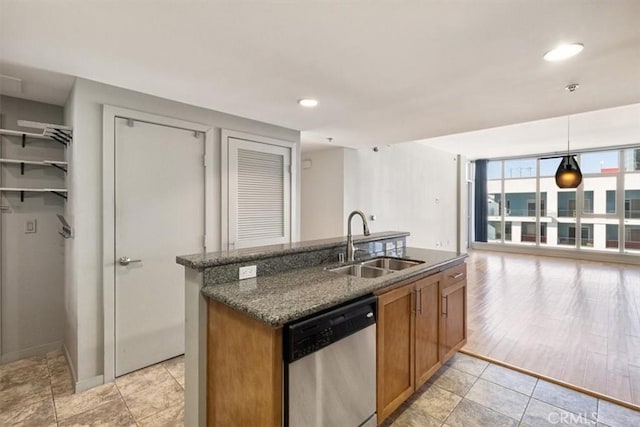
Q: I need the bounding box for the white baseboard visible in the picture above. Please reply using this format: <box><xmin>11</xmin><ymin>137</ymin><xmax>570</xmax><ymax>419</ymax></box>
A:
<box><xmin>62</xmin><ymin>344</ymin><xmax>104</xmax><ymax>394</ymax></box>
<box><xmin>62</xmin><ymin>344</ymin><xmax>78</xmax><ymax>390</ymax></box>
<box><xmin>75</xmin><ymin>374</ymin><xmax>104</xmax><ymax>393</ymax></box>
<box><xmin>0</xmin><ymin>340</ymin><xmax>62</xmax><ymax>364</ymax></box>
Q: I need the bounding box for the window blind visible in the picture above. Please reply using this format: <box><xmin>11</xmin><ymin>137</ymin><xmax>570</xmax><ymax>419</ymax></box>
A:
<box><xmin>236</xmin><ymin>148</ymin><xmax>284</xmax><ymax>241</ymax></box>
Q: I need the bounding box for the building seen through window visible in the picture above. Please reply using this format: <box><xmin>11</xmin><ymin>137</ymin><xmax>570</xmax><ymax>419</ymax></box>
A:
<box><xmin>482</xmin><ymin>147</ymin><xmax>640</xmax><ymax>253</ymax></box>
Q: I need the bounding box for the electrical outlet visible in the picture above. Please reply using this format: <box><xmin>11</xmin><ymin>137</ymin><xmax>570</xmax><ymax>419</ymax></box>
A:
<box><xmin>239</xmin><ymin>265</ymin><xmax>257</xmax><ymax>280</ymax></box>
<box><xmin>25</xmin><ymin>219</ymin><xmax>37</xmax><ymax>234</ymax></box>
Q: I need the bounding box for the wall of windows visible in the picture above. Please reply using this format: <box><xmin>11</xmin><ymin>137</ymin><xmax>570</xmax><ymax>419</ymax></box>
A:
<box><xmin>484</xmin><ymin>147</ymin><xmax>640</xmax><ymax>254</ymax></box>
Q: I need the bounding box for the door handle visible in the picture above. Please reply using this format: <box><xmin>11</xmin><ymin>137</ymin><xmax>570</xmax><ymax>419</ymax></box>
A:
<box><xmin>119</xmin><ymin>256</ymin><xmax>142</xmax><ymax>266</ymax></box>
<box><xmin>417</xmin><ymin>288</ymin><xmax>423</xmax><ymax>314</ymax></box>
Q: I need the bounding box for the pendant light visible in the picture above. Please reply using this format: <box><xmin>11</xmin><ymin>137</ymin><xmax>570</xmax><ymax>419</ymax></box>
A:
<box><xmin>555</xmin><ymin>84</ymin><xmax>583</xmax><ymax>188</ymax></box>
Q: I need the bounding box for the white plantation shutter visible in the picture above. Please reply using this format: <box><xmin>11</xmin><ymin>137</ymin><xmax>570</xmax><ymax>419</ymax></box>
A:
<box><xmin>229</xmin><ymin>138</ymin><xmax>291</xmax><ymax>249</ymax></box>
<box><xmin>237</xmin><ymin>148</ymin><xmax>284</xmax><ymax>240</ymax></box>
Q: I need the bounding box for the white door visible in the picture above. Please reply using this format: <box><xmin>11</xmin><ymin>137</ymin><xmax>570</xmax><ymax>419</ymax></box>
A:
<box><xmin>115</xmin><ymin>118</ymin><xmax>205</xmax><ymax>376</ymax></box>
<box><xmin>228</xmin><ymin>137</ymin><xmax>291</xmax><ymax>249</ymax></box>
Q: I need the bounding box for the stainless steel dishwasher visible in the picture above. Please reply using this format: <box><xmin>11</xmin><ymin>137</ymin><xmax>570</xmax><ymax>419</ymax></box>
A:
<box><xmin>285</xmin><ymin>295</ymin><xmax>377</xmax><ymax>427</ymax></box>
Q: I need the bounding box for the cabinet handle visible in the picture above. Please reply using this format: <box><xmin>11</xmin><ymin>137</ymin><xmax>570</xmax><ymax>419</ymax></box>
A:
<box><xmin>442</xmin><ymin>295</ymin><xmax>449</xmax><ymax>317</ymax></box>
<box><xmin>411</xmin><ymin>290</ymin><xmax>416</xmax><ymax>314</ymax></box>
<box><xmin>449</xmin><ymin>272</ymin><xmax>464</xmax><ymax>279</ymax></box>
<box><xmin>418</xmin><ymin>288</ymin><xmax>423</xmax><ymax>314</ymax></box>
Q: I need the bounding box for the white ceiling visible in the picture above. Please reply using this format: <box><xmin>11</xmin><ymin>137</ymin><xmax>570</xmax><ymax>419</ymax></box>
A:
<box><xmin>0</xmin><ymin>62</ymin><xmax>74</xmax><ymax>105</ymax></box>
<box><xmin>415</xmin><ymin>102</ymin><xmax>640</xmax><ymax>160</ymax></box>
<box><xmin>1</xmin><ymin>0</ymin><xmax>639</xmax><ymax>152</ymax></box>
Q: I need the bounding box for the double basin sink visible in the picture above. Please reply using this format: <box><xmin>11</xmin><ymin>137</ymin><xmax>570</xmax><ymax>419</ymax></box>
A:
<box><xmin>327</xmin><ymin>256</ymin><xmax>424</xmax><ymax>278</ymax></box>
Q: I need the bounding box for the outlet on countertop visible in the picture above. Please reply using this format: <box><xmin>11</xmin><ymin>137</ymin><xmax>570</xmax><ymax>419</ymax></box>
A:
<box><xmin>239</xmin><ymin>265</ymin><xmax>257</xmax><ymax>280</ymax></box>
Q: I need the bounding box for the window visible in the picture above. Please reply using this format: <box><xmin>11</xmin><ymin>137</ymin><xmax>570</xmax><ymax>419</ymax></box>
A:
<box><xmin>581</xmin><ymin>224</ymin><xmax>594</xmax><ymax>247</ymax></box>
<box><xmin>606</xmin><ymin>191</ymin><xmax>616</xmax><ymax>214</ymax></box>
<box><xmin>505</xmin><ymin>192</ymin><xmax>536</xmax><ymax>216</ymax></box>
<box><xmin>625</xmin><ymin>191</ymin><xmax>640</xmax><ymax>219</ymax></box>
<box><xmin>583</xmin><ymin>191</ymin><xmax>594</xmax><ymax>214</ymax></box>
<box><xmin>521</xmin><ymin>222</ymin><xmax>536</xmax><ymax>242</ymax></box>
<box><xmin>487</xmin><ymin>161</ymin><xmax>502</xmax><ymax>180</ymax></box>
<box><xmin>477</xmin><ymin>147</ymin><xmax>639</xmax><ymax>255</ymax></box>
<box><xmin>504</xmin><ymin>158</ymin><xmax>536</xmax><ymax>178</ymax></box>
<box><xmin>625</xmin><ymin>225</ymin><xmax>640</xmax><ymax>251</ymax></box>
<box><xmin>488</xmin><ymin>221</ymin><xmax>501</xmax><ymax>241</ymax></box>
<box><xmin>540</xmin><ymin>158</ymin><xmax>559</xmax><ymax>177</ymax></box>
<box><xmin>558</xmin><ymin>192</ymin><xmax>577</xmax><ymax>217</ymax></box>
<box><xmin>558</xmin><ymin>223</ymin><xmax>576</xmax><ymax>246</ymax></box>
<box><xmin>580</xmin><ymin>150</ymin><xmax>619</xmax><ymax>174</ymax></box>
<box><xmin>624</xmin><ymin>148</ymin><xmax>640</xmax><ymax>172</ymax></box>
<box><xmin>606</xmin><ymin>224</ymin><xmax>619</xmax><ymax>249</ymax></box>
<box><xmin>504</xmin><ymin>222</ymin><xmax>512</xmax><ymax>242</ymax></box>
<box><xmin>488</xmin><ymin>193</ymin><xmax>501</xmax><ymax>216</ymax></box>
<box><xmin>540</xmin><ymin>223</ymin><xmax>547</xmax><ymax>244</ymax></box>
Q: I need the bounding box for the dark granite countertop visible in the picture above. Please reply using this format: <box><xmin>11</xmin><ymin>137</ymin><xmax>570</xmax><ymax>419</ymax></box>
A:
<box><xmin>200</xmin><ymin>247</ymin><xmax>467</xmax><ymax>327</ymax></box>
<box><xmin>177</xmin><ymin>231</ymin><xmax>409</xmax><ymax>269</ymax></box>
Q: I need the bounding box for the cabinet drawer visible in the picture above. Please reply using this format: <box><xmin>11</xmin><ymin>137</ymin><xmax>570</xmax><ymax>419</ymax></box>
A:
<box><xmin>442</xmin><ymin>263</ymin><xmax>466</xmax><ymax>288</ymax></box>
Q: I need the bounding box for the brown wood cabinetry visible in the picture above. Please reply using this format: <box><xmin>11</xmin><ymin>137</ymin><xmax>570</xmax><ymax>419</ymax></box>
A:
<box><xmin>439</xmin><ymin>263</ymin><xmax>467</xmax><ymax>362</ymax></box>
<box><xmin>415</xmin><ymin>274</ymin><xmax>442</xmax><ymax>386</ymax></box>
<box><xmin>376</xmin><ymin>284</ymin><xmax>416</xmax><ymax>422</ymax></box>
<box><xmin>376</xmin><ymin>262</ymin><xmax>466</xmax><ymax>424</ymax></box>
<box><xmin>207</xmin><ymin>299</ymin><xmax>282</xmax><ymax>426</ymax></box>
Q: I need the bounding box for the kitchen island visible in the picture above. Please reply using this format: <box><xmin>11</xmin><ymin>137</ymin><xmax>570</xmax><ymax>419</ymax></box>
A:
<box><xmin>177</xmin><ymin>232</ymin><xmax>466</xmax><ymax>426</ymax></box>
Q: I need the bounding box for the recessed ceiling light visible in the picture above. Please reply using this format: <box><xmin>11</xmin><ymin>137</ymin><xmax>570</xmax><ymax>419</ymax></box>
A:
<box><xmin>543</xmin><ymin>43</ymin><xmax>584</xmax><ymax>62</ymax></box>
<box><xmin>298</xmin><ymin>98</ymin><xmax>318</xmax><ymax>107</ymax></box>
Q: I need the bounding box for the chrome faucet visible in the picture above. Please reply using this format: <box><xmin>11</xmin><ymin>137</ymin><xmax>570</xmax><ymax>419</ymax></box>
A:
<box><xmin>346</xmin><ymin>210</ymin><xmax>371</xmax><ymax>262</ymax></box>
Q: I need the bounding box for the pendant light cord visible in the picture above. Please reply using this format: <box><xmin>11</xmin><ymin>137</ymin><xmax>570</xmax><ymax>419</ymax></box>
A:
<box><xmin>567</xmin><ymin>115</ymin><xmax>571</xmax><ymax>156</ymax></box>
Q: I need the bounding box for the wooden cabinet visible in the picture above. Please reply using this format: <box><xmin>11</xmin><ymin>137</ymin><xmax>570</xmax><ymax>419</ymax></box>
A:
<box><xmin>376</xmin><ymin>274</ymin><xmax>443</xmax><ymax>422</ymax></box>
<box><xmin>376</xmin><ymin>284</ymin><xmax>415</xmax><ymax>422</ymax></box>
<box><xmin>415</xmin><ymin>274</ymin><xmax>441</xmax><ymax>386</ymax></box>
<box><xmin>439</xmin><ymin>263</ymin><xmax>467</xmax><ymax>362</ymax></box>
<box><xmin>207</xmin><ymin>299</ymin><xmax>282</xmax><ymax>426</ymax></box>
<box><xmin>376</xmin><ymin>262</ymin><xmax>466</xmax><ymax>424</ymax></box>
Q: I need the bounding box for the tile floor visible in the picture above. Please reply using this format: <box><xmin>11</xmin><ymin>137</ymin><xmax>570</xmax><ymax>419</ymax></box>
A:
<box><xmin>0</xmin><ymin>350</ymin><xmax>184</xmax><ymax>426</ymax></box>
<box><xmin>2</xmin><ymin>350</ymin><xmax>639</xmax><ymax>426</ymax></box>
<box><xmin>384</xmin><ymin>353</ymin><xmax>640</xmax><ymax>427</ymax></box>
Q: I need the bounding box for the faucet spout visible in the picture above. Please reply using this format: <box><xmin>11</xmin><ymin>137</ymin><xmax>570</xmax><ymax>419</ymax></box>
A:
<box><xmin>346</xmin><ymin>210</ymin><xmax>371</xmax><ymax>262</ymax></box>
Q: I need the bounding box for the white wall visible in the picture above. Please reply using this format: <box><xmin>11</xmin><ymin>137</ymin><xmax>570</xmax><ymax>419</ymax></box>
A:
<box><xmin>63</xmin><ymin>84</ymin><xmax>78</xmax><ymax>381</ymax></box>
<box><xmin>0</xmin><ymin>95</ymin><xmax>65</xmax><ymax>362</ymax></box>
<box><xmin>300</xmin><ymin>143</ymin><xmax>462</xmax><ymax>251</ymax></box>
<box><xmin>301</xmin><ymin>149</ymin><xmax>344</xmax><ymax>240</ymax></box>
<box><xmin>66</xmin><ymin>78</ymin><xmax>300</xmax><ymax>388</ymax></box>
<box><xmin>344</xmin><ymin>143</ymin><xmax>461</xmax><ymax>250</ymax></box>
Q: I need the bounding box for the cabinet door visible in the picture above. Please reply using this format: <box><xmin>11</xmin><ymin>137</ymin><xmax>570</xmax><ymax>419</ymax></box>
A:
<box><xmin>377</xmin><ymin>284</ymin><xmax>415</xmax><ymax>423</ymax></box>
<box><xmin>440</xmin><ymin>264</ymin><xmax>467</xmax><ymax>363</ymax></box>
<box><xmin>415</xmin><ymin>274</ymin><xmax>441</xmax><ymax>387</ymax></box>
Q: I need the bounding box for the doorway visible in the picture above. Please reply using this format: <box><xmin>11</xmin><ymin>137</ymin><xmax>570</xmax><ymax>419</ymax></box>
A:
<box><xmin>103</xmin><ymin>107</ymin><xmax>213</xmax><ymax>381</ymax></box>
<box><xmin>113</xmin><ymin>118</ymin><xmax>205</xmax><ymax>376</ymax></box>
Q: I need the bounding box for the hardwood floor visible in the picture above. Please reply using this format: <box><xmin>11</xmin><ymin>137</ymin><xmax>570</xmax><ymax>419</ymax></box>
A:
<box><xmin>464</xmin><ymin>249</ymin><xmax>640</xmax><ymax>407</ymax></box>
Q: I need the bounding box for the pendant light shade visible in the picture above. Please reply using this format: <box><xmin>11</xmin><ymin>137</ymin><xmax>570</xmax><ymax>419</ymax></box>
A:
<box><xmin>555</xmin><ymin>155</ymin><xmax>583</xmax><ymax>188</ymax></box>
<box><xmin>555</xmin><ymin>85</ymin><xmax>582</xmax><ymax>188</ymax></box>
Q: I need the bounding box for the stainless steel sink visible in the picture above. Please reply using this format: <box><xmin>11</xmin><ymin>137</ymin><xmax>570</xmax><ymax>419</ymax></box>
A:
<box><xmin>361</xmin><ymin>257</ymin><xmax>423</xmax><ymax>271</ymax></box>
<box><xmin>327</xmin><ymin>256</ymin><xmax>424</xmax><ymax>278</ymax></box>
<box><xmin>328</xmin><ymin>264</ymin><xmax>391</xmax><ymax>278</ymax></box>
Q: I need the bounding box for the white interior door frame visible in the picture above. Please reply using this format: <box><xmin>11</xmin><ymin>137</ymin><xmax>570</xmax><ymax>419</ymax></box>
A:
<box><xmin>102</xmin><ymin>105</ymin><xmax>213</xmax><ymax>383</ymax></box>
<box><xmin>220</xmin><ymin>129</ymin><xmax>299</xmax><ymax>250</ymax></box>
